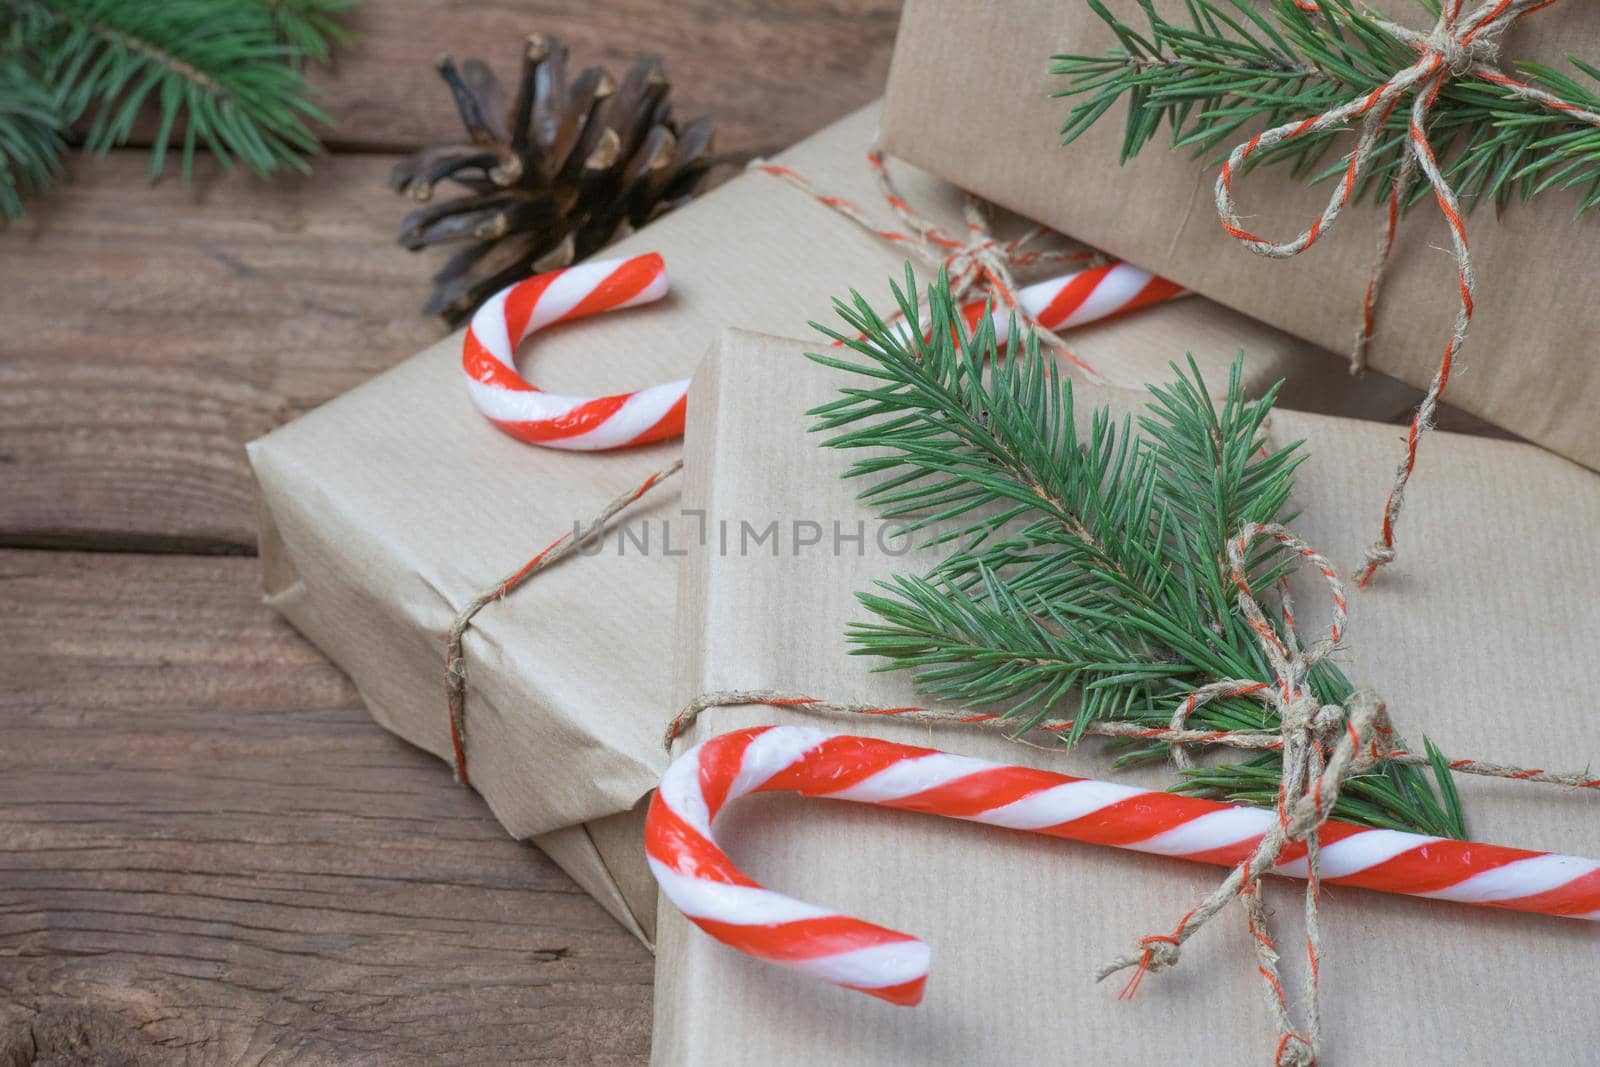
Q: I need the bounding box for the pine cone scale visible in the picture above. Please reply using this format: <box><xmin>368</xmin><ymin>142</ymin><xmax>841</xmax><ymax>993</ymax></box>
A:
<box><xmin>395</xmin><ymin>35</ymin><xmax>715</xmax><ymax>322</ymax></box>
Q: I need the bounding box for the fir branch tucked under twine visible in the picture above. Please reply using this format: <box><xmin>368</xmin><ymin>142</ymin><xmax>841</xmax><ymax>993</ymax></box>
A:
<box><xmin>1052</xmin><ymin>0</ymin><xmax>1600</xmax><ymax>589</ymax></box>
<box><xmin>802</xmin><ymin>271</ymin><xmax>1479</xmax><ymax>838</ymax></box>
<box><xmin>1055</xmin><ymin>0</ymin><xmax>1600</xmax><ymax>213</ymax></box>
<box><xmin>749</xmin><ymin>271</ymin><xmax>1595</xmax><ymax>1066</ymax></box>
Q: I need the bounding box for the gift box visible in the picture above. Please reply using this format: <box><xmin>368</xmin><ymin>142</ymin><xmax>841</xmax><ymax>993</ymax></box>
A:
<box><xmin>655</xmin><ymin>328</ymin><xmax>1599</xmax><ymax>1064</ymax></box>
<box><xmin>880</xmin><ymin>0</ymin><xmax>1600</xmax><ymax>469</ymax></box>
<box><xmin>249</xmin><ymin>102</ymin><xmax>1431</xmax><ymax>946</ymax></box>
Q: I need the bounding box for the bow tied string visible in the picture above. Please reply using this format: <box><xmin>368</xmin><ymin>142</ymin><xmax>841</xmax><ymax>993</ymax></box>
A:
<box><xmin>1218</xmin><ymin>0</ymin><xmax>1600</xmax><ymax>589</ymax></box>
<box><xmin>1098</xmin><ymin>521</ymin><xmax>1392</xmax><ymax>1067</ymax></box>
<box><xmin>754</xmin><ymin>148</ymin><xmax>1109</xmax><ymax>382</ymax></box>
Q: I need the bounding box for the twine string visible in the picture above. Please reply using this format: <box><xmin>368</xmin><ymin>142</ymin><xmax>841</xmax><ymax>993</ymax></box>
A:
<box><xmin>753</xmin><ymin>148</ymin><xmax>1108</xmax><ymax>381</ymax></box>
<box><xmin>443</xmin><ymin>459</ymin><xmax>683</xmax><ymax>787</ymax></box>
<box><xmin>1093</xmin><ymin>523</ymin><xmax>1364</xmax><ymax>1066</ymax></box>
<box><xmin>664</xmin><ymin>687</ymin><xmax>1598</xmax><ymax>792</ymax></box>
<box><xmin>1217</xmin><ymin>0</ymin><xmax>1600</xmax><ymax>589</ymax></box>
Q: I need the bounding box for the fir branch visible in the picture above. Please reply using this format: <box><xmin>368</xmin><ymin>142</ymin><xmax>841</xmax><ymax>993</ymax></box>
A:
<box><xmin>0</xmin><ymin>0</ymin><xmax>356</xmax><ymax>219</ymax></box>
<box><xmin>1052</xmin><ymin>0</ymin><xmax>1600</xmax><ymax>213</ymax></box>
<box><xmin>262</xmin><ymin>0</ymin><xmax>358</xmax><ymax>66</ymax></box>
<box><xmin>807</xmin><ymin>269</ymin><xmax>1467</xmax><ymax>839</ymax></box>
<box><xmin>0</xmin><ymin>64</ymin><xmax>65</xmax><ymax>219</ymax></box>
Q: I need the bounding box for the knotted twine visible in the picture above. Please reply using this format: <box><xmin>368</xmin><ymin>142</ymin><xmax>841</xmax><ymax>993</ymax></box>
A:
<box><xmin>665</xmin><ymin>520</ymin><xmax>1597</xmax><ymax>1067</ymax></box>
<box><xmin>443</xmin><ymin>459</ymin><xmax>682</xmax><ymax>786</ymax></box>
<box><xmin>754</xmin><ymin>148</ymin><xmax>1110</xmax><ymax>382</ymax></box>
<box><xmin>1214</xmin><ymin>0</ymin><xmax>1600</xmax><ymax>588</ymax></box>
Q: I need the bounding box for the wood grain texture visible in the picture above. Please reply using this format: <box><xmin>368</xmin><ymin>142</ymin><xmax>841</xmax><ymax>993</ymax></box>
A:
<box><xmin>0</xmin><ymin>153</ymin><xmax>447</xmax><ymax>553</ymax></box>
<box><xmin>191</xmin><ymin>0</ymin><xmax>901</xmax><ymax>159</ymax></box>
<box><xmin>1</xmin><ymin>1</ymin><xmax>900</xmax><ymax>553</ymax></box>
<box><xmin>0</xmin><ymin>549</ymin><xmax>654</xmax><ymax>1065</ymax></box>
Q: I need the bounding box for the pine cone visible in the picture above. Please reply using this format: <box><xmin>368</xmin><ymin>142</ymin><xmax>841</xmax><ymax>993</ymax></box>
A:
<box><xmin>391</xmin><ymin>36</ymin><xmax>715</xmax><ymax>323</ymax></box>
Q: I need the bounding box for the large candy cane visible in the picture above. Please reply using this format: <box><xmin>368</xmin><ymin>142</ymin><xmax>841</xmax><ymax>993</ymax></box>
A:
<box><xmin>461</xmin><ymin>253</ymin><xmax>685</xmax><ymax>450</ymax></box>
<box><xmin>647</xmin><ymin>726</ymin><xmax>1599</xmax><ymax>1006</ymax></box>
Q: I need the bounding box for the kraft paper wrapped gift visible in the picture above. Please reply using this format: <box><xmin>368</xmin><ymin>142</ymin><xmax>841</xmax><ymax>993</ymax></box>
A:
<box><xmin>248</xmin><ymin>101</ymin><xmax>1431</xmax><ymax>947</ymax></box>
<box><xmin>880</xmin><ymin>0</ymin><xmax>1600</xmax><ymax>468</ymax></box>
<box><xmin>655</xmin><ymin>329</ymin><xmax>1599</xmax><ymax>1066</ymax></box>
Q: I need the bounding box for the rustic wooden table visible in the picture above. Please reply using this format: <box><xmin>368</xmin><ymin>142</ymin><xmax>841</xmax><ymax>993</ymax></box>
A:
<box><xmin>0</xmin><ymin>3</ymin><xmax>898</xmax><ymax>1062</ymax></box>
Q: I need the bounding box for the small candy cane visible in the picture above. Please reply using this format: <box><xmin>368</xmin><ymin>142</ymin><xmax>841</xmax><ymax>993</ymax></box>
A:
<box><xmin>880</xmin><ymin>260</ymin><xmax>1185</xmax><ymax>352</ymax></box>
<box><xmin>956</xmin><ymin>260</ymin><xmax>1185</xmax><ymax>344</ymax></box>
<box><xmin>647</xmin><ymin>726</ymin><xmax>1599</xmax><ymax>1005</ymax></box>
<box><xmin>462</xmin><ymin>253</ymin><xmax>685</xmax><ymax>450</ymax></box>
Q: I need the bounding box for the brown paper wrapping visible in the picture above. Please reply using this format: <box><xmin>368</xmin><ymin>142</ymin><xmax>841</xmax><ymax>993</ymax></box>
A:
<box><xmin>656</xmin><ymin>329</ymin><xmax>1600</xmax><ymax>1065</ymax></box>
<box><xmin>880</xmin><ymin>0</ymin><xmax>1600</xmax><ymax>468</ymax></box>
<box><xmin>248</xmin><ymin>102</ymin><xmax>1430</xmax><ymax>946</ymax></box>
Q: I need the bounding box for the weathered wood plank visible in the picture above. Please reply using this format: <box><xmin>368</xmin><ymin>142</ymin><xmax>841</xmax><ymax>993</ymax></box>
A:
<box><xmin>147</xmin><ymin>0</ymin><xmax>902</xmax><ymax>158</ymax></box>
<box><xmin>0</xmin><ymin>153</ymin><xmax>447</xmax><ymax>553</ymax></box>
<box><xmin>0</xmin><ymin>549</ymin><xmax>653</xmax><ymax>1064</ymax></box>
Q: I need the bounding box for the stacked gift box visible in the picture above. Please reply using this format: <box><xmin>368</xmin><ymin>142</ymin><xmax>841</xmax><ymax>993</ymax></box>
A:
<box><xmin>250</xmin><ymin>3</ymin><xmax>1600</xmax><ymax>1063</ymax></box>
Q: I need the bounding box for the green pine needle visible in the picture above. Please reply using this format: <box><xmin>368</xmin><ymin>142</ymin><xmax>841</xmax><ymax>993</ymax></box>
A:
<box><xmin>0</xmin><ymin>63</ymin><xmax>66</xmax><ymax>219</ymax></box>
<box><xmin>1052</xmin><ymin>0</ymin><xmax>1600</xmax><ymax>214</ymax></box>
<box><xmin>263</xmin><ymin>0</ymin><xmax>358</xmax><ymax>67</ymax></box>
<box><xmin>0</xmin><ymin>0</ymin><xmax>357</xmax><ymax>220</ymax></box>
<box><xmin>806</xmin><ymin>268</ymin><xmax>1468</xmax><ymax>840</ymax></box>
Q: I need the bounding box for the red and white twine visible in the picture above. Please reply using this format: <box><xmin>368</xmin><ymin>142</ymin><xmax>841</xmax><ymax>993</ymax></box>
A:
<box><xmin>756</xmin><ymin>152</ymin><xmax>1185</xmax><ymax>379</ymax></box>
<box><xmin>1217</xmin><ymin>0</ymin><xmax>1600</xmax><ymax>586</ymax></box>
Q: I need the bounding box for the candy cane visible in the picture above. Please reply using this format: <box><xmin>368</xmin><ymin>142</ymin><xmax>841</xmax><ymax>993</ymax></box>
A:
<box><xmin>461</xmin><ymin>253</ymin><xmax>685</xmax><ymax>450</ymax></box>
<box><xmin>886</xmin><ymin>259</ymin><xmax>1185</xmax><ymax>351</ymax></box>
<box><xmin>958</xmin><ymin>260</ymin><xmax>1186</xmax><ymax>344</ymax></box>
<box><xmin>647</xmin><ymin>726</ymin><xmax>1599</xmax><ymax>1006</ymax></box>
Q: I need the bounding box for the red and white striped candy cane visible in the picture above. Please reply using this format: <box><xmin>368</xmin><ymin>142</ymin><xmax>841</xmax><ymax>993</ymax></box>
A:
<box><xmin>883</xmin><ymin>260</ymin><xmax>1185</xmax><ymax>353</ymax></box>
<box><xmin>461</xmin><ymin>253</ymin><xmax>685</xmax><ymax>450</ymax></box>
<box><xmin>647</xmin><ymin>726</ymin><xmax>1599</xmax><ymax>1006</ymax></box>
<box><xmin>957</xmin><ymin>260</ymin><xmax>1186</xmax><ymax>344</ymax></box>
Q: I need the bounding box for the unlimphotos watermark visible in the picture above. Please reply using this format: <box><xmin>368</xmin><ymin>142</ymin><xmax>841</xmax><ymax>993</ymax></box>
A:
<box><xmin>571</xmin><ymin>509</ymin><xmax>917</xmax><ymax>558</ymax></box>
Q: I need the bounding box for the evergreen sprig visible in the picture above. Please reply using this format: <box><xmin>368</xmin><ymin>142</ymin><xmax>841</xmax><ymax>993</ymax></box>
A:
<box><xmin>0</xmin><ymin>0</ymin><xmax>357</xmax><ymax>220</ymax></box>
<box><xmin>0</xmin><ymin>62</ymin><xmax>65</xmax><ymax>219</ymax></box>
<box><xmin>1052</xmin><ymin>0</ymin><xmax>1600</xmax><ymax>213</ymax></box>
<box><xmin>807</xmin><ymin>269</ymin><xmax>1467</xmax><ymax>840</ymax></box>
<box><xmin>264</xmin><ymin>0</ymin><xmax>357</xmax><ymax>66</ymax></box>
